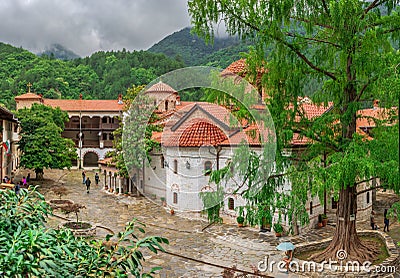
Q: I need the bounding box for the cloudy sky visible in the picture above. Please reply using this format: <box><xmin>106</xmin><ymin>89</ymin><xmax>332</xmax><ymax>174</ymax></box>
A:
<box><xmin>0</xmin><ymin>0</ymin><xmax>193</xmax><ymax>57</ymax></box>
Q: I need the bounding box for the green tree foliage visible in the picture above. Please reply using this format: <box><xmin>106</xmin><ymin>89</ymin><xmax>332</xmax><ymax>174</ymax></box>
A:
<box><xmin>16</xmin><ymin>104</ymin><xmax>77</xmax><ymax>179</ymax></box>
<box><xmin>0</xmin><ymin>187</ymin><xmax>168</xmax><ymax>277</ymax></box>
<box><xmin>148</xmin><ymin>27</ymin><xmax>251</xmax><ymax>66</ymax></box>
<box><xmin>110</xmin><ymin>85</ymin><xmax>161</xmax><ymax>178</ymax></box>
<box><xmin>189</xmin><ymin>0</ymin><xmax>400</xmax><ymax>262</ymax></box>
<box><xmin>73</xmin><ymin>50</ymin><xmax>185</xmax><ymax>99</ymax></box>
<box><xmin>0</xmin><ymin>43</ymin><xmax>184</xmax><ymax>109</ymax></box>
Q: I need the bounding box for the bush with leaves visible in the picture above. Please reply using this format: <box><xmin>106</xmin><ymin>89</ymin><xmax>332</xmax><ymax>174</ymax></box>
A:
<box><xmin>0</xmin><ymin>187</ymin><xmax>168</xmax><ymax>277</ymax></box>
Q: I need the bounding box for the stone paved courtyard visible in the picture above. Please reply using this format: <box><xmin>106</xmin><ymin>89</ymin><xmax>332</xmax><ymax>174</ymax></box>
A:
<box><xmin>20</xmin><ymin>169</ymin><xmax>400</xmax><ymax>278</ymax></box>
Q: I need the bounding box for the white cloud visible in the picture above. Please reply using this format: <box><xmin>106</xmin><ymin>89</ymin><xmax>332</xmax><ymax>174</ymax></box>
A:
<box><xmin>0</xmin><ymin>0</ymin><xmax>191</xmax><ymax>56</ymax></box>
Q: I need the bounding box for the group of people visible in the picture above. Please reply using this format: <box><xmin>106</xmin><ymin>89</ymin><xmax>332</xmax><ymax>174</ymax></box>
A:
<box><xmin>82</xmin><ymin>170</ymin><xmax>100</xmax><ymax>193</ymax></box>
<box><xmin>2</xmin><ymin>173</ymin><xmax>30</xmax><ymax>194</ymax></box>
<box><xmin>370</xmin><ymin>209</ymin><xmax>390</xmax><ymax>232</ymax></box>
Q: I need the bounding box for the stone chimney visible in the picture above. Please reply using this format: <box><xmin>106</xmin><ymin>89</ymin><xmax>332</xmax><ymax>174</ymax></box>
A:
<box><xmin>79</xmin><ymin>93</ymin><xmax>83</xmax><ymax>100</ymax></box>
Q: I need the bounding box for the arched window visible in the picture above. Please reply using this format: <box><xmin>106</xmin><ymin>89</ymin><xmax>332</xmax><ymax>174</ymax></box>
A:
<box><xmin>161</xmin><ymin>156</ymin><xmax>165</xmax><ymax>168</ymax></box>
<box><xmin>204</xmin><ymin>161</ymin><xmax>212</xmax><ymax>176</ymax></box>
<box><xmin>173</xmin><ymin>159</ymin><xmax>178</xmax><ymax>174</ymax></box>
<box><xmin>228</xmin><ymin>198</ymin><xmax>234</xmax><ymax>210</ymax></box>
<box><xmin>366</xmin><ymin>192</ymin><xmax>370</xmax><ymax>204</ymax></box>
<box><xmin>309</xmin><ymin>201</ymin><xmax>313</xmax><ymax>215</ymax></box>
<box><xmin>165</xmin><ymin>100</ymin><xmax>169</xmax><ymax>111</ymax></box>
<box><xmin>173</xmin><ymin>192</ymin><xmax>178</xmax><ymax>204</ymax></box>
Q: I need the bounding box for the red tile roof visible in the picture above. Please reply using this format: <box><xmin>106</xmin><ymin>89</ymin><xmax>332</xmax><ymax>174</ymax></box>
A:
<box><xmin>44</xmin><ymin>99</ymin><xmax>124</xmax><ymax>112</ymax></box>
<box><xmin>15</xmin><ymin>93</ymin><xmax>43</xmax><ymax>100</ymax></box>
<box><xmin>356</xmin><ymin>106</ymin><xmax>397</xmax><ymax>128</ymax></box>
<box><xmin>223</xmin><ymin>59</ymin><xmax>247</xmax><ymax>76</ymax></box>
<box><xmin>98</xmin><ymin>157</ymin><xmax>113</xmax><ymax>165</ymax></box>
<box><xmin>146</xmin><ymin>81</ymin><xmax>178</xmax><ymax>94</ymax></box>
<box><xmin>164</xmin><ymin>119</ymin><xmax>228</xmax><ymax>147</ymax></box>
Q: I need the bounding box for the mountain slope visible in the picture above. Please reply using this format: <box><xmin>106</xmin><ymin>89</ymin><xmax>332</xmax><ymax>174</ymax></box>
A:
<box><xmin>38</xmin><ymin>44</ymin><xmax>80</xmax><ymax>60</ymax></box>
<box><xmin>148</xmin><ymin>27</ymin><xmax>249</xmax><ymax>66</ymax></box>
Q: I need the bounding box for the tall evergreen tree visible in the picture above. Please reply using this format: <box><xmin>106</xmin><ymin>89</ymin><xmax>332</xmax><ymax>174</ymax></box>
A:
<box><xmin>189</xmin><ymin>0</ymin><xmax>400</xmax><ymax>261</ymax></box>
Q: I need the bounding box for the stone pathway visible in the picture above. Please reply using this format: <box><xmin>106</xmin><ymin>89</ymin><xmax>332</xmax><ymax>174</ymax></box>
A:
<box><xmin>20</xmin><ymin>169</ymin><xmax>399</xmax><ymax>278</ymax></box>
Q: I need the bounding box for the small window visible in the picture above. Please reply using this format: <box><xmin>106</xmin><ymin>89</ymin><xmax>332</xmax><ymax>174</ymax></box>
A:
<box><xmin>161</xmin><ymin>156</ymin><xmax>165</xmax><ymax>168</ymax></box>
<box><xmin>366</xmin><ymin>192</ymin><xmax>370</xmax><ymax>204</ymax></box>
<box><xmin>204</xmin><ymin>161</ymin><xmax>212</xmax><ymax>176</ymax></box>
<box><xmin>102</xmin><ymin>133</ymin><xmax>108</xmax><ymax>140</ymax></box>
<box><xmin>109</xmin><ymin>133</ymin><xmax>114</xmax><ymax>140</ymax></box>
<box><xmin>173</xmin><ymin>192</ymin><xmax>178</xmax><ymax>204</ymax></box>
<box><xmin>309</xmin><ymin>201</ymin><xmax>313</xmax><ymax>215</ymax></box>
<box><xmin>173</xmin><ymin>160</ymin><xmax>178</xmax><ymax>174</ymax></box>
<box><xmin>332</xmin><ymin>197</ymin><xmax>338</xmax><ymax>209</ymax></box>
<box><xmin>228</xmin><ymin>198</ymin><xmax>234</xmax><ymax>210</ymax></box>
<box><xmin>102</xmin><ymin>117</ymin><xmax>108</xmax><ymax>123</ymax></box>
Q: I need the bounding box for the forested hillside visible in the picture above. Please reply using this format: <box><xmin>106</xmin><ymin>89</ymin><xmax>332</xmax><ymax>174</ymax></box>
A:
<box><xmin>148</xmin><ymin>27</ymin><xmax>250</xmax><ymax>67</ymax></box>
<box><xmin>0</xmin><ymin>43</ymin><xmax>185</xmax><ymax>110</ymax></box>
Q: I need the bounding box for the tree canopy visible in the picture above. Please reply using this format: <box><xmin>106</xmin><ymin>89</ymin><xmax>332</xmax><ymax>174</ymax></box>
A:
<box><xmin>0</xmin><ymin>187</ymin><xmax>168</xmax><ymax>277</ymax></box>
<box><xmin>0</xmin><ymin>43</ymin><xmax>185</xmax><ymax>109</ymax></box>
<box><xmin>189</xmin><ymin>0</ymin><xmax>400</xmax><ymax>262</ymax></box>
<box><xmin>16</xmin><ymin>104</ymin><xmax>77</xmax><ymax>179</ymax></box>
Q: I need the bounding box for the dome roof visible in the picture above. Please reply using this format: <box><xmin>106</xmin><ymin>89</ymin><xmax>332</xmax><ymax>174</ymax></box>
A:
<box><xmin>146</xmin><ymin>81</ymin><xmax>177</xmax><ymax>94</ymax></box>
<box><xmin>166</xmin><ymin>119</ymin><xmax>228</xmax><ymax>147</ymax></box>
<box><xmin>223</xmin><ymin>58</ymin><xmax>247</xmax><ymax>76</ymax></box>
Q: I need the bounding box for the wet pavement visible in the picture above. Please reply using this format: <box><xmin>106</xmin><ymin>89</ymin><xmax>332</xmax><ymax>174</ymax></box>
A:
<box><xmin>20</xmin><ymin>169</ymin><xmax>399</xmax><ymax>278</ymax></box>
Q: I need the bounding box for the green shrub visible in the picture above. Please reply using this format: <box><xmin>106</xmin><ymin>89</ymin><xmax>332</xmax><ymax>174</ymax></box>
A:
<box><xmin>0</xmin><ymin>187</ymin><xmax>168</xmax><ymax>277</ymax></box>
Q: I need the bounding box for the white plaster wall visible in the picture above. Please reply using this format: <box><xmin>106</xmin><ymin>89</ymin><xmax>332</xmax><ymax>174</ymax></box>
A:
<box><xmin>144</xmin><ymin>153</ymin><xmax>167</xmax><ymax>198</ymax></box>
<box><xmin>165</xmin><ymin>147</ymin><xmax>221</xmax><ymax>211</ymax></box>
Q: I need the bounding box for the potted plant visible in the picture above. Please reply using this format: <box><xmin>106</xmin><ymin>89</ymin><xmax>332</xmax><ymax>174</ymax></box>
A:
<box><xmin>317</xmin><ymin>214</ymin><xmax>323</xmax><ymax>228</ymax></box>
<box><xmin>170</xmin><ymin>208</ymin><xmax>175</xmax><ymax>215</ymax></box>
<box><xmin>236</xmin><ymin>216</ymin><xmax>245</xmax><ymax>227</ymax></box>
<box><xmin>321</xmin><ymin>214</ymin><xmax>328</xmax><ymax>227</ymax></box>
<box><xmin>273</xmin><ymin>223</ymin><xmax>283</xmax><ymax>237</ymax></box>
<box><xmin>160</xmin><ymin>197</ymin><xmax>166</xmax><ymax>207</ymax></box>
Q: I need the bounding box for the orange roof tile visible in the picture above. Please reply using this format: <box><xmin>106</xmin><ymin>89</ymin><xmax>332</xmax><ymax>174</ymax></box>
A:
<box><xmin>44</xmin><ymin>99</ymin><xmax>124</xmax><ymax>112</ymax></box>
<box><xmin>356</xmin><ymin>107</ymin><xmax>397</xmax><ymax>128</ymax></box>
<box><xmin>146</xmin><ymin>81</ymin><xmax>178</xmax><ymax>94</ymax></box>
<box><xmin>15</xmin><ymin>92</ymin><xmax>43</xmax><ymax>100</ymax></box>
<box><xmin>98</xmin><ymin>157</ymin><xmax>113</xmax><ymax>165</ymax></box>
<box><xmin>223</xmin><ymin>59</ymin><xmax>247</xmax><ymax>76</ymax></box>
<box><xmin>164</xmin><ymin>119</ymin><xmax>228</xmax><ymax>147</ymax></box>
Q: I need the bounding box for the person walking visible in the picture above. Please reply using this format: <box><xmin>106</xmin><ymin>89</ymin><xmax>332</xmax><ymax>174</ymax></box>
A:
<box><xmin>22</xmin><ymin>176</ymin><xmax>27</xmax><ymax>187</ymax></box>
<box><xmin>95</xmin><ymin>173</ymin><xmax>99</xmax><ymax>186</ymax></box>
<box><xmin>383</xmin><ymin>209</ymin><xmax>390</xmax><ymax>232</ymax></box>
<box><xmin>85</xmin><ymin>177</ymin><xmax>91</xmax><ymax>193</ymax></box>
<box><xmin>14</xmin><ymin>181</ymin><xmax>21</xmax><ymax>195</ymax></box>
<box><xmin>82</xmin><ymin>170</ymin><xmax>86</xmax><ymax>184</ymax></box>
<box><xmin>370</xmin><ymin>210</ymin><xmax>377</xmax><ymax>230</ymax></box>
<box><xmin>26</xmin><ymin>173</ymin><xmax>30</xmax><ymax>184</ymax></box>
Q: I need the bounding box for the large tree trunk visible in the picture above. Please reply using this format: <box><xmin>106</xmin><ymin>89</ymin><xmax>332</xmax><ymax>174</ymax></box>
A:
<box><xmin>311</xmin><ymin>64</ymin><xmax>378</xmax><ymax>262</ymax></box>
<box><xmin>35</xmin><ymin>168</ymin><xmax>44</xmax><ymax>180</ymax></box>
<box><xmin>311</xmin><ymin>186</ymin><xmax>377</xmax><ymax>262</ymax></box>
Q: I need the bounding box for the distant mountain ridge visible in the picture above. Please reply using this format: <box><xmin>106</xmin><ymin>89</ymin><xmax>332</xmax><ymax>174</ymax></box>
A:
<box><xmin>148</xmin><ymin>27</ymin><xmax>251</xmax><ymax>67</ymax></box>
<box><xmin>38</xmin><ymin>44</ymin><xmax>80</xmax><ymax>60</ymax></box>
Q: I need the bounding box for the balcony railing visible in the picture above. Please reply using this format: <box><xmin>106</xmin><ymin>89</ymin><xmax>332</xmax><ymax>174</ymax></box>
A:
<box><xmin>65</xmin><ymin>123</ymin><xmax>100</xmax><ymax>129</ymax></box>
<box><xmin>101</xmin><ymin>123</ymin><xmax>119</xmax><ymax>129</ymax></box>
